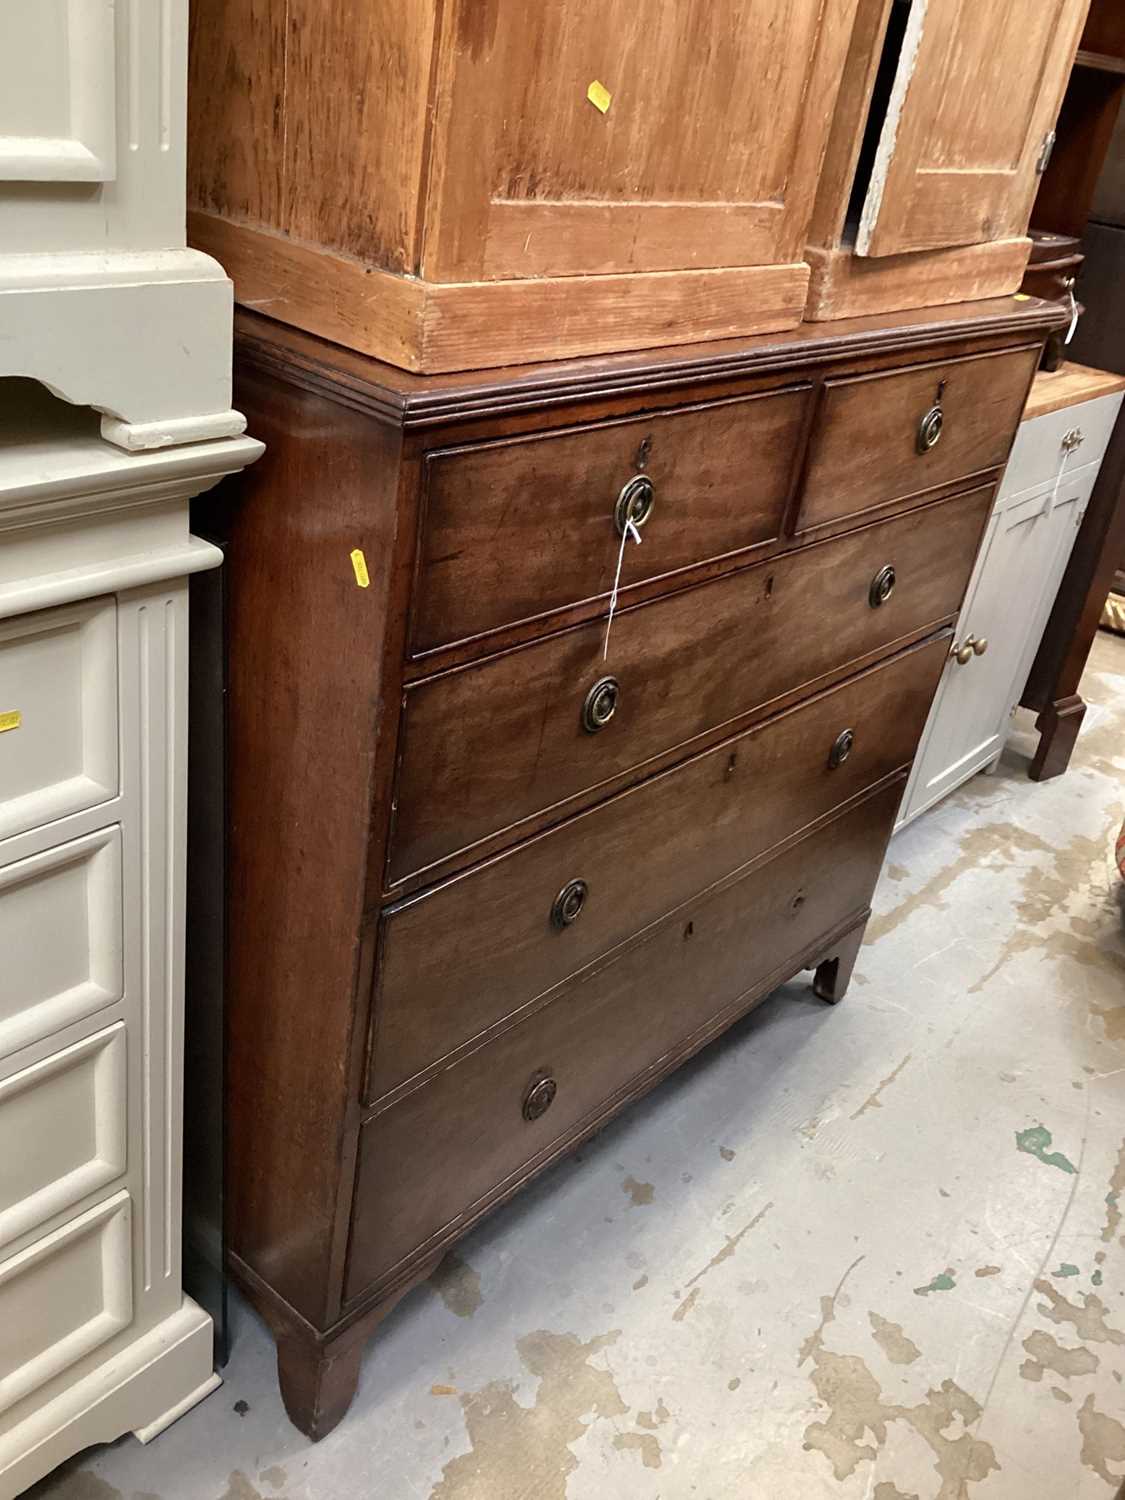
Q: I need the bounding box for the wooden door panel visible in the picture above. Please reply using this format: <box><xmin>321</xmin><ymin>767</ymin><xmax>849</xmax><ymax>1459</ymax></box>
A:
<box><xmin>425</xmin><ymin>0</ymin><xmax>860</xmax><ymax>281</ymax></box>
<box><xmin>857</xmin><ymin>0</ymin><xmax>1090</xmax><ymax>258</ymax></box>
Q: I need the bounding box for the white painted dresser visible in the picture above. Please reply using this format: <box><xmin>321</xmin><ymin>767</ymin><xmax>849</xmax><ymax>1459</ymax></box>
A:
<box><xmin>0</xmin><ymin>384</ymin><xmax>262</xmax><ymax>1497</ymax></box>
<box><xmin>0</xmin><ymin>1</ymin><xmax>242</xmax><ymax>452</ymax></box>
<box><xmin>899</xmin><ymin>363</ymin><xmax>1125</xmax><ymax>827</ymax></box>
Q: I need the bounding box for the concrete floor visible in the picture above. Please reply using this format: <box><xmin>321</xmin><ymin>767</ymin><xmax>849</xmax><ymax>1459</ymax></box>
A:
<box><xmin>31</xmin><ymin>633</ymin><xmax>1125</xmax><ymax>1500</ymax></box>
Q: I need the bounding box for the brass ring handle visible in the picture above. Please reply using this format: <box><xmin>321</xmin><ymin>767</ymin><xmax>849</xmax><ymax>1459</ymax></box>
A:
<box><xmin>615</xmin><ymin>475</ymin><xmax>656</xmax><ymax>537</ymax></box>
<box><xmin>583</xmin><ymin>675</ymin><xmax>619</xmax><ymax>734</ymax></box>
<box><xmin>828</xmin><ymin>728</ymin><xmax>855</xmax><ymax>769</ymax></box>
<box><xmin>522</xmin><ymin>1073</ymin><xmax>558</xmax><ymax>1123</ymax></box>
<box><xmin>917</xmin><ymin>404</ymin><xmax>944</xmax><ymax>454</ymax></box>
<box><xmin>972</xmin><ymin>636</ymin><xmax>989</xmax><ymax>657</ymax></box>
<box><xmin>551</xmin><ymin>879</ymin><xmax>588</xmax><ymax>929</ymax></box>
<box><xmin>869</xmin><ymin>564</ymin><xmax>896</xmax><ymax>609</ymax></box>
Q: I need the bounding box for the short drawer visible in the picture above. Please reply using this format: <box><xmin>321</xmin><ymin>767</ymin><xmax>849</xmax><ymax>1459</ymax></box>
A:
<box><xmin>369</xmin><ymin>634</ymin><xmax>948</xmax><ymax>1102</ymax></box>
<box><xmin>797</xmin><ymin>345</ymin><xmax>1038</xmax><ymax>532</ymax></box>
<box><xmin>410</xmin><ymin>387</ymin><xmax>811</xmax><ymax>652</ymax></box>
<box><xmin>0</xmin><ymin>598</ymin><xmax>118</xmax><ymax>844</ymax></box>
<box><xmin>1000</xmin><ymin>390</ymin><xmax>1124</xmax><ymax>503</ymax></box>
<box><xmin>0</xmin><ymin>1192</ymin><xmax>132</xmax><ymax>1417</ymax></box>
<box><xmin>349</xmin><ymin>781</ymin><xmax>900</xmax><ymax>1297</ymax></box>
<box><xmin>0</xmin><ymin>827</ymin><xmax>123</xmax><ymax>1060</ymax></box>
<box><xmin>391</xmin><ymin>484</ymin><xmax>992</xmax><ymax>883</ymax></box>
<box><xmin>0</xmin><ymin>1024</ymin><xmax>127</xmax><ymax>1252</ymax></box>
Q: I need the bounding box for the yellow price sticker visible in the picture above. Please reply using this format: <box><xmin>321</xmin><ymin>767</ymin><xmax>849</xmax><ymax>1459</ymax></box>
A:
<box><xmin>350</xmin><ymin>548</ymin><xmax>371</xmax><ymax>589</ymax></box>
<box><xmin>0</xmin><ymin>710</ymin><xmax>21</xmax><ymax>733</ymax></box>
<box><xmin>587</xmin><ymin>80</ymin><xmax>612</xmax><ymax>114</ymax></box>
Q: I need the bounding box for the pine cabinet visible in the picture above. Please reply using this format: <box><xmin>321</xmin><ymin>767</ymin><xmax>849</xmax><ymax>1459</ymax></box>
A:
<box><xmin>807</xmin><ymin>0</ymin><xmax>1091</xmax><ymax>319</ymax></box>
<box><xmin>897</xmin><ymin>367</ymin><xmax>1124</xmax><ymax>827</ymax></box>
<box><xmin>186</xmin><ymin>0</ymin><xmax>863</xmax><ymax>372</ymax></box>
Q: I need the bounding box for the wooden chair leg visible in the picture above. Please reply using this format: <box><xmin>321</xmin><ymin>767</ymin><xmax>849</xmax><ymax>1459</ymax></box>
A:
<box><xmin>276</xmin><ymin>1332</ymin><xmax>363</xmax><ymax>1442</ymax></box>
<box><xmin>813</xmin><ymin>923</ymin><xmax>866</xmax><ymax>1004</ymax></box>
<box><xmin>1029</xmin><ymin>694</ymin><xmax>1086</xmax><ymax>782</ymax></box>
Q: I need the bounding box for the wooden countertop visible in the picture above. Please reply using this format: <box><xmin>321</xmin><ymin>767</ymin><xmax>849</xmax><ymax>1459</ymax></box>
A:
<box><xmin>1023</xmin><ymin>362</ymin><xmax>1125</xmax><ymax>422</ymax></box>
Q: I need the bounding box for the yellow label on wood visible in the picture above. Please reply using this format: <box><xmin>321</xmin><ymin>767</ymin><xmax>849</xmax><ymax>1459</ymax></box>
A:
<box><xmin>0</xmin><ymin>710</ymin><xmax>21</xmax><ymax>733</ymax></box>
<box><xmin>350</xmin><ymin>548</ymin><xmax>371</xmax><ymax>589</ymax></box>
<box><xmin>587</xmin><ymin>80</ymin><xmax>612</xmax><ymax>114</ymax></box>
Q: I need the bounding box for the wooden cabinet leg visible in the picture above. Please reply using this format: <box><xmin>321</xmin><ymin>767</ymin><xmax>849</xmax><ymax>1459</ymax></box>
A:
<box><xmin>276</xmin><ymin>1333</ymin><xmax>363</xmax><ymax>1442</ymax></box>
<box><xmin>813</xmin><ymin>923</ymin><xmax>866</xmax><ymax>1004</ymax></box>
<box><xmin>1029</xmin><ymin>694</ymin><xmax>1086</xmax><ymax>782</ymax></box>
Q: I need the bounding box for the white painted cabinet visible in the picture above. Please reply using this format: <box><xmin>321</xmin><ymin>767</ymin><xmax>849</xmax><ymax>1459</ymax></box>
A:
<box><xmin>0</xmin><ymin>385</ymin><xmax>262</xmax><ymax>1498</ymax></box>
<box><xmin>898</xmin><ymin>380</ymin><xmax>1124</xmax><ymax>828</ymax></box>
<box><xmin>0</xmin><ymin>2</ymin><xmax>242</xmax><ymax>452</ymax></box>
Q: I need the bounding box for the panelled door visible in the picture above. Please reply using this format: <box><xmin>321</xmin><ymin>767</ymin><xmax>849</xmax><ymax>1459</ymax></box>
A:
<box><xmin>898</xmin><ymin>464</ymin><xmax>1095</xmax><ymax>827</ymax></box>
<box><xmin>857</xmin><ymin>0</ymin><xmax>1091</xmax><ymax>258</ymax></box>
<box><xmin>423</xmin><ymin>0</ymin><xmax>861</xmax><ymax>282</ymax></box>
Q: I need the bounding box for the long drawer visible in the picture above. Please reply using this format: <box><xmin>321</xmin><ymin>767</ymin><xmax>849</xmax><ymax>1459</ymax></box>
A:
<box><xmin>797</xmin><ymin>345</ymin><xmax>1037</xmax><ymax>533</ymax></box>
<box><xmin>390</xmin><ymin>485</ymin><xmax>992</xmax><ymax>884</ymax></box>
<box><xmin>410</xmin><ymin>386</ymin><xmax>811</xmax><ymax>653</ymax></box>
<box><xmin>348</xmin><ymin>780</ymin><xmax>901</xmax><ymax>1299</ymax></box>
<box><xmin>368</xmin><ymin>634</ymin><xmax>947</xmax><ymax>1103</ymax></box>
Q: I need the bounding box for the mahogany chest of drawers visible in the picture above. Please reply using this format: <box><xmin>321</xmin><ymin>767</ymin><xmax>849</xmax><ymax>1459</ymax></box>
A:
<box><xmin>196</xmin><ymin>297</ymin><xmax>1060</xmax><ymax>1439</ymax></box>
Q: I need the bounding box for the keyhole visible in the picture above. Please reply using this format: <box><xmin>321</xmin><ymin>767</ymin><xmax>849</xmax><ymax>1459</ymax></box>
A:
<box><xmin>684</xmin><ymin>921</ymin><xmax>694</xmax><ymax>940</ymax></box>
<box><xmin>636</xmin><ymin>435</ymin><xmax>653</xmax><ymax>471</ymax></box>
<box><xmin>725</xmin><ymin>752</ymin><xmax>738</xmax><ymax>780</ymax></box>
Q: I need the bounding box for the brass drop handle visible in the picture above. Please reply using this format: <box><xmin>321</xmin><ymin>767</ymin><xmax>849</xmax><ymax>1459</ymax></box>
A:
<box><xmin>551</xmin><ymin>879</ymin><xmax>588</xmax><ymax>929</ymax></box>
<box><xmin>917</xmin><ymin>379</ymin><xmax>946</xmax><ymax>454</ymax></box>
<box><xmin>869</xmin><ymin>564</ymin><xmax>896</xmax><ymax>608</ymax></box>
<box><xmin>522</xmin><ymin>1073</ymin><xmax>558</xmax><ymax>1123</ymax></box>
<box><xmin>828</xmin><ymin>728</ymin><xmax>855</xmax><ymax>769</ymax></box>
<box><xmin>615</xmin><ymin>475</ymin><xmax>656</xmax><ymax>537</ymax></box>
<box><xmin>1061</xmin><ymin>428</ymin><xmax>1085</xmax><ymax>455</ymax></box>
<box><xmin>583</xmin><ymin>675</ymin><xmax>619</xmax><ymax>733</ymax></box>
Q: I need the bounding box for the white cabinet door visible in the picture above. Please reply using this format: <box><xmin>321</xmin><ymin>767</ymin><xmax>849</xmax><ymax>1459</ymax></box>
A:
<box><xmin>897</xmin><ymin>462</ymin><xmax>1097</xmax><ymax>828</ymax></box>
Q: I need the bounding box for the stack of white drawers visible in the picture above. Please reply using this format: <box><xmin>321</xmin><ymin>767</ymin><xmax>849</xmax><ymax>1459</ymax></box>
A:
<box><xmin>0</xmin><ymin>5</ymin><xmax>260</xmax><ymax>1487</ymax></box>
<box><xmin>0</xmin><ymin>387</ymin><xmax>260</xmax><ymax>1496</ymax></box>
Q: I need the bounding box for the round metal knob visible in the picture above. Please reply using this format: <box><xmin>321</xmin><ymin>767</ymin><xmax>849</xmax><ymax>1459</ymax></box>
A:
<box><xmin>869</xmin><ymin>564</ymin><xmax>896</xmax><ymax>609</ymax></box>
<box><xmin>828</xmin><ymin>728</ymin><xmax>855</xmax><ymax>769</ymax></box>
<box><xmin>917</xmin><ymin>404</ymin><xmax>944</xmax><ymax>454</ymax></box>
<box><xmin>522</xmin><ymin>1074</ymin><xmax>558</xmax><ymax>1123</ymax></box>
<box><xmin>615</xmin><ymin>475</ymin><xmax>655</xmax><ymax>537</ymax></box>
<box><xmin>582</xmin><ymin>675</ymin><xmax>619</xmax><ymax>734</ymax></box>
<box><xmin>551</xmin><ymin>879</ymin><xmax>588</xmax><ymax>929</ymax></box>
<box><xmin>972</xmin><ymin>635</ymin><xmax>989</xmax><ymax>657</ymax></box>
<box><xmin>952</xmin><ymin>640</ymin><xmax>974</xmax><ymax>666</ymax></box>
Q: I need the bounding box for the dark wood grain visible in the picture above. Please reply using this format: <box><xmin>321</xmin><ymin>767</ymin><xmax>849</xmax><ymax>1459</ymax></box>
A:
<box><xmin>208</xmin><ymin>302</ymin><xmax>1050</xmax><ymax>1440</ymax></box>
<box><xmin>798</xmin><ymin>345</ymin><xmax>1040</xmax><ymax>532</ymax></box>
<box><xmin>193</xmin><ymin>373</ymin><xmax>410</xmax><ymax>1328</ymax></box>
<box><xmin>368</xmin><ymin>634</ymin><xmax>948</xmax><ymax>1104</ymax></box>
<box><xmin>412</xmin><ymin>385</ymin><xmax>810</xmax><ymax>651</ymax></box>
<box><xmin>349</xmin><ymin>780</ymin><xmax>902</xmax><ymax>1299</ymax></box>
<box><xmin>390</xmin><ymin>486</ymin><xmax>993</xmax><ymax>884</ymax></box>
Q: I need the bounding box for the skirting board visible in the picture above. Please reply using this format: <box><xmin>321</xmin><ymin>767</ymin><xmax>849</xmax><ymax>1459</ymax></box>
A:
<box><xmin>804</xmin><ymin>238</ymin><xmax>1032</xmax><ymax>322</ymax></box>
<box><xmin>188</xmin><ymin>213</ymin><xmax>810</xmax><ymax>374</ymax></box>
<box><xmin>0</xmin><ymin>1299</ymin><xmax>218</xmax><ymax>1499</ymax></box>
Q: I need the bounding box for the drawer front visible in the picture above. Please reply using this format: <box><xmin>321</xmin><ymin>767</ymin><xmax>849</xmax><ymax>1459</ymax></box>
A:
<box><xmin>0</xmin><ymin>827</ymin><xmax>123</xmax><ymax>1061</ymax></box>
<box><xmin>411</xmin><ymin>388</ymin><xmax>811</xmax><ymax>652</ymax></box>
<box><xmin>0</xmin><ymin>599</ymin><xmax>118</xmax><ymax>843</ymax></box>
<box><xmin>1000</xmin><ymin>391</ymin><xmax>1124</xmax><ymax>502</ymax></box>
<box><xmin>391</xmin><ymin>485</ymin><xmax>991</xmax><ymax>883</ymax></box>
<box><xmin>349</xmin><ymin>782</ymin><xmax>900</xmax><ymax>1297</ymax></box>
<box><xmin>798</xmin><ymin>346</ymin><xmax>1038</xmax><ymax>533</ymax></box>
<box><xmin>370</xmin><ymin>635</ymin><xmax>947</xmax><ymax>1102</ymax></box>
<box><xmin>0</xmin><ymin>1024</ymin><xmax>127</xmax><ymax>1251</ymax></box>
<box><xmin>0</xmin><ymin>1192</ymin><xmax>132</xmax><ymax>1417</ymax></box>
